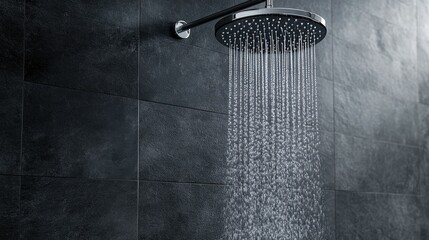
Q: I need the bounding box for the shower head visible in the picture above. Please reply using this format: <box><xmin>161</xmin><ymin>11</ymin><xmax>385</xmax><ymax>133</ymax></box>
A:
<box><xmin>215</xmin><ymin>8</ymin><xmax>327</xmax><ymax>51</ymax></box>
<box><xmin>174</xmin><ymin>0</ymin><xmax>327</xmax><ymax>51</ymax></box>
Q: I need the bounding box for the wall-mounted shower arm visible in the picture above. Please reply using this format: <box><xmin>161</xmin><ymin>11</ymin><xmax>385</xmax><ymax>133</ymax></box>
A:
<box><xmin>174</xmin><ymin>0</ymin><xmax>268</xmax><ymax>39</ymax></box>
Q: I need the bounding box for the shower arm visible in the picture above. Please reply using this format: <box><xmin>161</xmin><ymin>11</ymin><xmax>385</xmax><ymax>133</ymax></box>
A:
<box><xmin>174</xmin><ymin>0</ymin><xmax>272</xmax><ymax>39</ymax></box>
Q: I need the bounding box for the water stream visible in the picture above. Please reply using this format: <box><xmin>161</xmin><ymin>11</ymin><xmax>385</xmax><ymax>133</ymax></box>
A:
<box><xmin>224</xmin><ymin>32</ymin><xmax>324</xmax><ymax>239</ymax></box>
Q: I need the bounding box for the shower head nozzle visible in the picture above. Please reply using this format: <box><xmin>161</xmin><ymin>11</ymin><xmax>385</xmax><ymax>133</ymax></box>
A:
<box><xmin>215</xmin><ymin>8</ymin><xmax>327</xmax><ymax>50</ymax></box>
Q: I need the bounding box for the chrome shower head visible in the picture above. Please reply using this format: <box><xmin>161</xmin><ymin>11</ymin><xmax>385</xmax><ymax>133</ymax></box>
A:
<box><xmin>215</xmin><ymin>8</ymin><xmax>327</xmax><ymax>51</ymax></box>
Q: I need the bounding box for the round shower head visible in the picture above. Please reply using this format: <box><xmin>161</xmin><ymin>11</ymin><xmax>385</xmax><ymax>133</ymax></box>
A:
<box><xmin>215</xmin><ymin>8</ymin><xmax>327</xmax><ymax>51</ymax></box>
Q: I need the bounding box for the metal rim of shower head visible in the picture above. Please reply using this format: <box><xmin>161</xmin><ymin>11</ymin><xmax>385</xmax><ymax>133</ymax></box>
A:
<box><xmin>215</xmin><ymin>8</ymin><xmax>327</xmax><ymax>49</ymax></box>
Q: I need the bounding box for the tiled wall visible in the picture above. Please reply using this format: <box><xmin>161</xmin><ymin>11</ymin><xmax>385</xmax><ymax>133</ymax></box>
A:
<box><xmin>0</xmin><ymin>0</ymin><xmax>428</xmax><ymax>239</ymax></box>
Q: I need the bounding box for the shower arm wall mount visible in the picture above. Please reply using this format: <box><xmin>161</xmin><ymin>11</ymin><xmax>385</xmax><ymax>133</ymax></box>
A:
<box><xmin>174</xmin><ymin>0</ymin><xmax>272</xmax><ymax>39</ymax></box>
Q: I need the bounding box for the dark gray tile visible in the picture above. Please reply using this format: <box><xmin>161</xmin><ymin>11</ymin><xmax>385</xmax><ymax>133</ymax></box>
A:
<box><xmin>139</xmin><ymin>32</ymin><xmax>228</xmax><ymax>113</ymax></box>
<box><xmin>26</xmin><ymin>0</ymin><xmax>138</xmax><ymax>28</ymax></box>
<box><xmin>321</xmin><ymin>190</ymin><xmax>336</xmax><ymax>240</ymax></box>
<box><xmin>334</xmin><ymin>83</ymin><xmax>420</xmax><ymax>146</ymax></box>
<box><xmin>320</xmin><ymin>131</ymin><xmax>335</xmax><ymax>190</ymax></box>
<box><xmin>319</xmin><ymin>78</ymin><xmax>334</xmax><ymax>132</ymax></box>
<box><xmin>0</xmin><ymin>0</ymin><xmax>23</xmax><ymax>176</ymax></box>
<box><xmin>333</xmin><ymin>0</ymin><xmax>416</xmax><ymax>65</ymax></box>
<box><xmin>139</xmin><ymin>101</ymin><xmax>227</xmax><ymax>184</ymax></box>
<box><xmin>25</xmin><ymin>6</ymin><xmax>138</xmax><ymax>98</ymax></box>
<box><xmin>22</xmin><ymin>83</ymin><xmax>138</xmax><ymax>179</ymax></box>
<box><xmin>140</xmin><ymin>0</ymin><xmax>233</xmax><ymax>54</ymax></box>
<box><xmin>418</xmin><ymin>36</ymin><xmax>429</xmax><ymax>106</ymax></box>
<box><xmin>20</xmin><ymin>176</ymin><xmax>137</xmax><ymax>240</ymax></box>
<box><xmin>0</xmin><ymin>79</ymin><xmax>22</xmax><ymax>175</ymax></box>
<box><xmin>418</xmin><ymin>3</ymin><xmax>429</xmax><ymax>107</ymax></box>
<box><xmin>420</xmin><ymin>104</ymin><xmax>429</xmax><ymax>149</ymax></box>
<box><xmin>333</xmin><ymin>37</ymin><xmax>417</xmax><ymax>103</ymax></box>
<box><xmin>332</xmin><ymin>0</ymin><xmax>416</xmax><ymax>32</ymax></box>
<box><xmin>336</xmin><ymin>134</ymin><xmax>420</xmax><ymax>194</ymax></box>
<box><xmin>421</xmin><ymin>150</ymin><xmax>429</xmax><ymax>197</ymax></box>
<box><xmin>317</xmin><ymin>33</ymin><xmax>333</xmax><ymax>81</ymax></box>
<box><xmin>138</xmin><ymin>182</ymin><xmax>225</xmax><ymax>240</ymax></box>
<box><xmin>418</xmin><ymin>0</ymin><xmax>429</xmax><ymax>43</ymax></box>
<box><xmin>336</xmin><ymin>191</ymin><xmax>420</xmax><ymax>240</ymax></box>
<box><xmin>0</xmin><ymin>176</ymin><xmax>20</xmax><ymax>240</ymax></box>
<box><xmin>0</xmin><ymin>0</ymin><xmax>23</xmax><ymax>76</ymax></box>
<box><xmin>421</xmin><ymin>196</ymin><xmax>429</xmax><ymax>239</ymax></box>
<box><xmin>332</xmin><ymin>0</ymin><xmax>417</xmax><ymax>102</ymax></box>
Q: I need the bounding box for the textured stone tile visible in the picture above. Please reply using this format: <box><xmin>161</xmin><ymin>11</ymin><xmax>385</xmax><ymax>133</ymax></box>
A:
<box><xmin>418</xmin><ymin>0</ymin><xmax>429</xmax><ymax>40</ymax></box>
<box><xmin>333</xmin><ymin>37</ymin><xmax>417</xmax><ymax>103</ymax></box>
<box><xmin>332</xmin><ymin>0</ymin><xmax>416</xmax><ymax>27</ymax></box>
<box><xmin>334</xmin><ymin>83</ymin><xmax>419</xmax><ymax>146</ymax></box>
<box><xmin>422</xmin><ymin>196</ymin><xmax>429</xmax><ymax>239</ymax></box>
<box><xmin>20</xmin><ymin>177</ymin><xmax>137</xmax><ymax>240</ymax></box>
<box><xmin>320</xmin><ymin>131</ymin><xmax>334</xmax><ymax>190</ymax></box>
<box><xmin>332</xmin><ymin>1</ymin><xmax>417</xmax><ymax>102</ymax></box>
<box><xmin>319</xmin><ymin>78</ymin><xmax>334</xmax><ymax>132</ymax></box>
<box><xmin>336</xmin><ymin>134</ymin><xmax>421</xmax><ymax>194</ymax></box>
<box><xmin>422</xmin><ymin>150</ymin><xmax>429</xmax><ymax>196</ymax></box>
<box><xmin>316</xmin><ymin>34</ymin><xmax>333</xmax><ymax>81</ymax></box>
<box><xmin>0</xmin><ymin>79</ymin><xmax>22</xmax><ymax>175</ymax></box>
<box><xmin>140</xmin><ymin>0</ymin><xmax>233</xmax><ymax>54</ymax></box>
<box><xmin>139</xmin><ymin>101</ymin><xmax>227</xmax><ymax>184</ymax></box>
<box><xmin>418</xmin><ymin>36</ymin><xmax>429</xmax><ymax>106</ymax></box>
<box><xmin>0</xmin><ymin>0</ymin><xmax>23</xmax><ymax>175</ymax></box>
<box><xmin>25</xmin><ymin>6</ymin><xmax>138</xmax><ymax>98</ymax></box>
<box><xmin>0</xmin><ymin>176</ymin><xmax>20</xmax><ymax>240</ymax></box>
<box><xmin>0</xmin><ymin>0</ymin><xmax>23</xmax><ymax>76</ymax></box>
<box><xmin>26</xmin><ymin>0</ymin><xmax>138</xmax><ymax>28</ymax></box>
<box><xmin>138</xmin><ymin>182</ymin><xmax>225</xmax><ymax>240</ymax></box>
<box><xmin>336</xmin><ymin>191</ymin><xmax>420</xmax><ymax>240</ymax></box>
<box><xmin>333</xmin><ymin>0</ymin><xmax>416</xmax><ymax>64</ymax></box>
<box><xmin>22</xmin><ymin>83</ymin><xmax>138</xmax><ymax>179</ymax></box>
<box><xmin>321</xmin><ymin>190</ymin><xmax>335</xmax><ymax>240</ymax></box>
<box><xmin>418</xmin><ymin>8</ymin><xmax>429</xmax><ymax>107</ymax></box>
<box><xmin>139</xmin><ymin>32</ymin><xmax>228</xmax><ymax>113</ymax></box>
<box><xmin>420</xmin><ymin>104</ymin><xmax>429</xmax><ymax>149</ymax></box>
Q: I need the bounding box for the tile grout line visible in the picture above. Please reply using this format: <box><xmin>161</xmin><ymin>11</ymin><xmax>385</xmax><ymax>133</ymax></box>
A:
<box><xmin>0</xmin><ymin>172</ymin><xmax>230</xmax><ymax>186</ymax></box>
<box><xmin>23</xmin><ymin>81</ymin><xmax>230</xmax><ymax>116</ymax></box>
<box><xmin>141</xmin><ymin>99</ymin><xmax>228</xmax><ymax>116</ymax></box>
<box><xmin>139</xmin><ymin>179</ymin><xmax>228</xmax><ymax>186</ymax></box>
<box><xmin>19</xmin><ymin>0</ymin><xmax>26</xmax><ymax>237</ymax></box>
<box><xmin>137</xmin><ymin>0</ymin><xmax>141</xmax><ymax>238</ymax></box>
<box><xmin>415</xmin><ymin>0</ymin><xmax>427</xmax><ymax>204</ymax></box>
<box><xmin>3</xmin><ymin>172</ymin><xmax>425</xmax><ymax>196</ymax></box>
<box><xmin>330</xmin><ymin>0</ymin><xmax>336</xmax><ymax>238</ymax></box>
<box><xmin>416</xmin><ymin>0</ymin><xmax>421</xmax><ymax>199</ymax></box>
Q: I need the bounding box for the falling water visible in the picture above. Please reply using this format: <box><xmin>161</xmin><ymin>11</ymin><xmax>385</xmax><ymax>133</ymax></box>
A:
<box><xmin>224</xmin><ymin>30</ymin><xmax>324</xmax><ymax>239</ymax></box>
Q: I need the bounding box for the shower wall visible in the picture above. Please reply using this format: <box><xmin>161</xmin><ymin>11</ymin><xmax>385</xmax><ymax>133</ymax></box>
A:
<box><xmin>0</xmin><ymin>0</ymin><xmax>427</xmax><ymax>239</ymax></box>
